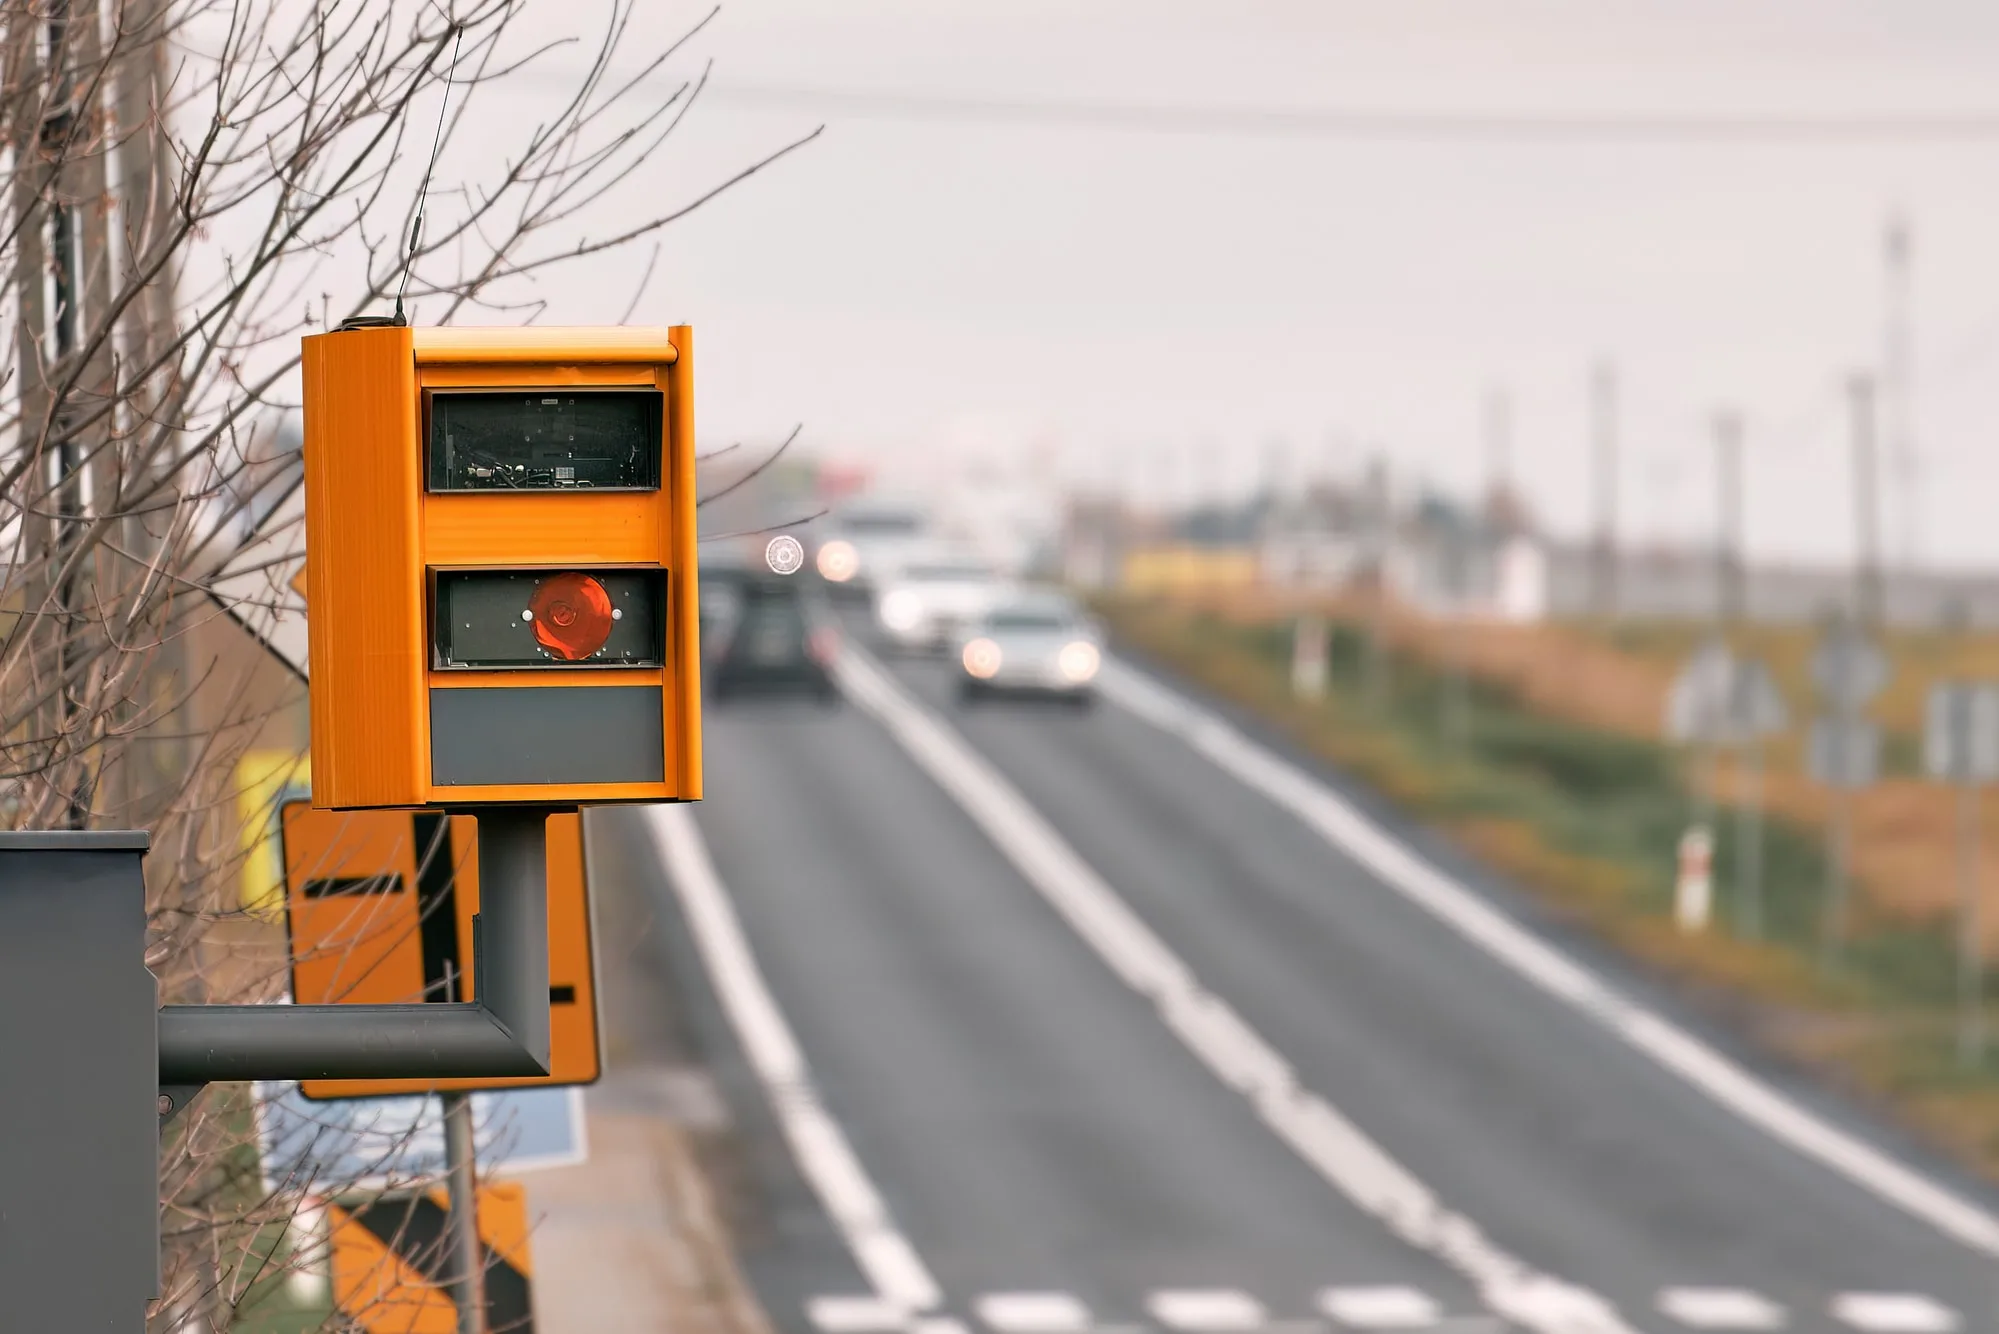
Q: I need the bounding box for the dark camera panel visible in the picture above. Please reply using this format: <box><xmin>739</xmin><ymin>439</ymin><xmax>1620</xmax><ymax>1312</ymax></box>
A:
<box><xmin>427</xmin><ymin>390</ymin><xmax>662</xmax><ymax>492</ymax></box>
<box><xmin>434</xmin><ymin>569</ymin><xmax>665</xmax><ymax>669</ymax></box>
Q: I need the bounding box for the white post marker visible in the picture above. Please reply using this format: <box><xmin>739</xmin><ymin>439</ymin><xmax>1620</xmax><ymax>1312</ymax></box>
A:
<box><xmin>1676</xmin><ymin>825</ymin><xmax>1713</xmax><ymax>933</ymax></box>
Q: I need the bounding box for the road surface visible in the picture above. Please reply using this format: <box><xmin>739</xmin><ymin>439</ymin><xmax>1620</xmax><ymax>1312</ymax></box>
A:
<box><xmin>591</xmin><ymin>634</ymin><xmax>1999</xmax><ymax>1334</ymax></box>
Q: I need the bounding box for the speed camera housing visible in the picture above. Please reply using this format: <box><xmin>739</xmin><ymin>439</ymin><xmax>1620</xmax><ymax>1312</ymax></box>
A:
<box><xmin>302</xmin><ymin>324</ymin><xmax>701</xmax><ymax>809</ymax></box>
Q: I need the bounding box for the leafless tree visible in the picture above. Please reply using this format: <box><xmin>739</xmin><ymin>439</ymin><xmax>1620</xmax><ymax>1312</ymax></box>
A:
<box><xmin>0</xmin><ymin>0</ymin><xmax>814</xmax><ymax>1325</ymax></box>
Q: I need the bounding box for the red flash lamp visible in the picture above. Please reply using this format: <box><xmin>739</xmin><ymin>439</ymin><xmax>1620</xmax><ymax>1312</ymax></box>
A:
<box><xmin>529</xmin><ymin>572</ymin><xmax>615</xmax><ymax>661</ymax></box>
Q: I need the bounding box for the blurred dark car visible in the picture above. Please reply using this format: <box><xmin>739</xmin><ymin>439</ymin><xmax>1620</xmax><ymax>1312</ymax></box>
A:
<box><xmin>707</xmin><ymin>571</ymin><xmax>841</xmax><ymax>702</ymax></box>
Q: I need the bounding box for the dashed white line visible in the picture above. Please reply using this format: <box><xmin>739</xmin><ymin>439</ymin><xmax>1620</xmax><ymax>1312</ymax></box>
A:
<box><xmin>1830</xmin><ymin>1293</ymin><xmax>1961</xmax><ymax>1332</ymax></box>
<box><xmin>1655</xmin><ymin>1287</ymin><xmax>1786</xmax><ymax>1329</ymax></box>
<box><xmin>647</xmin><ymin>806</ymin><xmax>942</xmax><ymax>1317</ymax></box>
<box><xmin>1319</xmin><ymin>1285</ymin><xmax>1443</xmax><ymax>1328</ymax></box>
<box><xmin>836</xmin><ymin>647</ymin><xmax>1639</xmax><ymax>1334</ymax></box>
<box><xmin>810</xmin><ymin>1296</ymin><xmax>913</xmax><ymax>1333</ymax></box>
<box><xmin>1146</xmin><ymin>1289</ymin><xmax>1268</xmax><ymax>1330</ymax></box>
<box><xmin>975</xmin><ymin>1292</ymin><xmax>1095</xmax><ymax>1333</ymax></box>
<box><xmin>1096</xmin><ymin>658</ymin><xmax>1999</xmax><ymax>1259</ymax></box>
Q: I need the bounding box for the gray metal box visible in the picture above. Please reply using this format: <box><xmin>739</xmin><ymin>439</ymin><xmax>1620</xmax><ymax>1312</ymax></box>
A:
<box><xmin>0</xmin><ymin>831</ymin><xmax>157</xmax><ymax>1330</ymax></box>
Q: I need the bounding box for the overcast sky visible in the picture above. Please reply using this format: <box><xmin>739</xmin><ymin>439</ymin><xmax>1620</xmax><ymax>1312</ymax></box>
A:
<box><xmin>463</xmin><ymin>1</ymin><xmax>1999</xmax><ymax>567</ymax></box>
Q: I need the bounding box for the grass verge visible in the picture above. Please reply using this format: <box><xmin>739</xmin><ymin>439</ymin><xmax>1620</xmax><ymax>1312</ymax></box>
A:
<box><xmin>1099</xmin><ymin>595</ymin><xmax>1999</xmax><ymax>1179</ymax></box>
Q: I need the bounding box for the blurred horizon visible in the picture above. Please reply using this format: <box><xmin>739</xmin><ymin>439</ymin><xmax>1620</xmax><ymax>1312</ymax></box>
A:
<box><xmin>441</xmin><ymin>2</ymin><xmax>1999</xmax><ymax>570</ymax></box>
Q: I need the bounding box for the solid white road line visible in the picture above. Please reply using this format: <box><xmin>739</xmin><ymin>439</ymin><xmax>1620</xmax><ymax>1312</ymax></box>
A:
<box><xmin>646</xmin><ymin>806</ymin><xmax>943</xmax><ymax>1317</ymax></box>
<box><xmin>1146</xmin><ymin>1289</ymin><xmax>1268</xmax><ymax>1330</ymax></box>
<box><xmin>1829</xmin><ymin>1293</ymin><xmax>1961</xmax><ymax>1332</ymax></box>
<box><xmin>975</xmin><ymin>1292</ymin><xmax>1095</xmax><ymax>1333</ymax></box>
<box><xmin>835</xmin><ymin>647</ymin><xmax>1638</xmax><ymax>1334</ymax></box>
<box><xmin>1096</xmin><ymin>658</ymin><xmax>1999</xmax><ymax>1258</ymax></box>
<box><xmin>811</xmin><ymin>1296</ymin><xmax>916</xmax><ymax>1333</ymax></box>
<box><xmin>1318</xmin><ymin>1285</ymin><xmax>1443</xmax><ymax>1327</ymax></box>
<box><xmin>1655</xmin><ymin>1287</ymin><xmax>1786</xmax><ymax>1329</ymax></box>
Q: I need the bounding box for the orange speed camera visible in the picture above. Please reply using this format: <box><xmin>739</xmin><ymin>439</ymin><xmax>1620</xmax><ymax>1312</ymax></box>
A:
<box><xmin>301</xmin><ymin>324</ymin><xmax>700</xmax><ymax>810</ymax></box>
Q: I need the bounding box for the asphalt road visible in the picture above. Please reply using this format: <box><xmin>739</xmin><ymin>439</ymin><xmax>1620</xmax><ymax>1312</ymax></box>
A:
<box><xmin>597</xmin><ymin>628</ymin><xmax>1999</xmax><ymax>1334</ymax></box>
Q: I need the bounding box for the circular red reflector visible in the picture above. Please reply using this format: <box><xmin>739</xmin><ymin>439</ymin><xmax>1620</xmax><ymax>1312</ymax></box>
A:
<box><xmin>528</xmin><ymin>573</ymin><xmax>614</xmax><ymax>661</ymax></box>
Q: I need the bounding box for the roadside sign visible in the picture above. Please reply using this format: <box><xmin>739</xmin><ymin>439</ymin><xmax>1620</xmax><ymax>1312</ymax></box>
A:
<box><xmin>330</xmin><ymin>1182</ymin><xmax>535</xmax><ymax>1333</ymax></box>
<box><xmin>1810</xmin><ymin>625</ymin><xmax>1889</xmax><ymax>706</ymax></box>
<box><xmin>1665</xmin><ymin>641</ymin><xmax>1787</xmax><ymax>743</ymax></box>
<box><xmin>207</xmin><ymin>476</ymin><xmax>309</xmax><ymax>682</ymax></box>
<box><xmin>281</xmin><ymin>802</ymin><xmax>601</xmax><ymax>1098</ymax></box>
<box><xmin>256</xmin><ymin>1083</ymin><xmax>586</xmax><ymax>1194</ymax></box>
<box><xmin>1809</xmin><ymin>718</ymin><xmax>1881</xmax><ymax>789</ymax></box>
<box><xmin>1925</xmin><ymin>682</ymin><xmax>1999</xmax><ymax>783</ymax></box>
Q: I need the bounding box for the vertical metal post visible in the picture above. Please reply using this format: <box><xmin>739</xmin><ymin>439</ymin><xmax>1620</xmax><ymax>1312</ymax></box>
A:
<box><xmin>1958</xmin><ymin>740</ymin><xmax>1984</xmax><ymax>1069</ymax></box>
<box><xmin>1883</xmin><ymin>213</ymin><xmax>1917</xmax><ymax>567</ymax></box>
<box><xmin>1715</xmin><ymin>411</ymin><xmax>1745</xmax><ymax>632</ymax></box>
<box><xmin>1849</xmin><ymin>374</ymin><xmax>1883</xmax><ymax>630</ymax></box>
<box><xmin>474</xmin><ymin>808</ymin><xmax>551</xmax><ymax>1068</ymax></box>
<box><xmin>442</xmin><ymin>1091</ymin><xmax>486</xmax><ymax>1334</ymax></box>
<box><xmin>1590</xmin><ymin>361</ymin><xmax>1618</xmax><ymax>619</ymax></box>
<box><xmin>1823</xmin><ymin>780</ymin><xmax>1853</xmax><ymax>966</ymax></box>
<box><xmin>1737</xmin><ymin>731</ymin><xmax>1765</xmax><ymax>940</ymax></box>
<box><xmin>1363</xmin><ymin>456</ymin><xmax>1390</xmax><ymax>711</ymax></box>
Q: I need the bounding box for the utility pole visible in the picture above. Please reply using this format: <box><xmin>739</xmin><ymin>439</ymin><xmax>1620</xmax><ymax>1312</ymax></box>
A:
<box><xmin>1849</xmin><ymin>374</ymin><xmax>1883</xmax><ymax>630</ymax></box>
<box><xmin>1484</xmin><ymin>386</ymin><xmax>1513</xmax><ymax>525</ymax></box>
<box><xmin>1364</xmin><ymin>453</ymin><xmax>1391</xmax><ymax>711</ymax></box>
<box><xmin>1884</xmin><ymin>212</ymin><xmax>1917</xmax><ymax>568</ymax></box>
<box><xmin>43</xmin><ymin>0</ymin><xmax>89</xmax><ymax>827</ymax></box>
<box><xmin>1715</xmin><ymin>411</ymin><xmax>1745</xmax><ymax>632</ymax></box>
<box><xmin>1590</xmin><ymin>361</ymin><xmax>1618</xmax><ymax>620</ymax></box>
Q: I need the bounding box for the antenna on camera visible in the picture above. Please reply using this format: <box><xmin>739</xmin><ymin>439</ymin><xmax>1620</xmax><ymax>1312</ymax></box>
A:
<box><xmin>393</xmin><ymin>24</ymin><xmax>463</xmax><ymax>328</ymax></box>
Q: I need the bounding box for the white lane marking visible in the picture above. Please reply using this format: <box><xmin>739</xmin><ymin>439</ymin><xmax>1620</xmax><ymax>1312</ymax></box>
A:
<box><xmin>1830</xmin><ymin>1293</ymin><xmax>1961</xmax><ymax>1331</ymax></box>
<box><xmin>912</xmin><ymin>1320</ymin><xmax>974</xmax><ymax>1334</ymax></box>
<box><xmin>810</xmin><ymin>1296</ymin><xmax>914</xmax><ymax>1332</ymax></box>
<box><xmin>1097</xmin><ymin>658</ymin><xmax>1999</xmax><ymax>1259</ymax></box>
<box><xmin>1319</xmin><ymin>1285</ymin><xmax>1442</xmax><ymax>1327</ymax></box>
<box><xmin>1655</xmin><ymin>1287</ymin><xmax>1786</xmax><ymax>1329</ymax></box>
<box><xmin>1146</xmin><ymin>1289</ymin><xmax>1268</xmax><ymax>1330</ymax></box>
<box><xmin>975</xmin><ymin>1292</ymin><xmax>1094</xmax><ymax>1332</ymax></box>
<box><xmin>647</xmin><ymin>806</ymin><xmax>942</xmax><ymax>1314</ymax></box>
<box><xmin>836</xmin><ymin>647</ymin><xmax>1638</xmax><ymax>1334</ymax></box>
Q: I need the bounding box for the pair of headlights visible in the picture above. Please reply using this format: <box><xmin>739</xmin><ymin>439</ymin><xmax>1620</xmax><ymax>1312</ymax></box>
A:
<box><xmin>962</xmin><ymin>638</ymin><xmax>1100</xmax><ymax>684</ymax></box>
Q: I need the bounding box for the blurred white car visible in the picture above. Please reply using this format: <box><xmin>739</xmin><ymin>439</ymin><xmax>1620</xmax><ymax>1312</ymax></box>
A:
<box><xmin>956</xmin><ymin>590</ymin><xmax>1103</xmax><ymax>705</ymax></box>
<box><xmin>875</xmin><ymin>556</ymin><xmax>1009</xmax><ymax>654</ymax></box>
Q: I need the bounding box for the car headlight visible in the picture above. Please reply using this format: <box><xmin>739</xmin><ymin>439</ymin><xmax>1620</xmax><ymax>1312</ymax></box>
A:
<box><xmin>817</xmin><ymin>540</ymin><xmax>858</xmax><ymax>583</ymax></box>
<box><xmin>1057</xmin><ymin>641</ymin><xmax>1100</xmax><ymax>683</ymax></box>
<box><xmin>880</xmin><ymin>590</ymin><xmax>924</xmax><ymax>631</ymax></box>
<box><xmin>963</xmin><ymin>637</ymin><xmax>1002</xmax><ymax>679</ymax></box>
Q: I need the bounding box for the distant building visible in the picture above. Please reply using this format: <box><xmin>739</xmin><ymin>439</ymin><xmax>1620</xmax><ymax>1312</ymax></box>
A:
<box><xmin>1061</xmin><ymin>469</ymin><xmax>1999</xmax><ymax>629</ymax></box>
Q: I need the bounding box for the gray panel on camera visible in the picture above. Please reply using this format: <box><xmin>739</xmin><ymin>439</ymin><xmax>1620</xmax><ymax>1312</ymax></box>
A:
<box><xmin>430</xmin><ymin>685</ymin><xmax>665</xmax><ymax>786</ymax></box>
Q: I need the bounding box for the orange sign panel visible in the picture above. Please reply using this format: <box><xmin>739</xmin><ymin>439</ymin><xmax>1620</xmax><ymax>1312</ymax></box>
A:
<box><xmin>330</xmin><ymin>1182</ymin><xmax>533</xmax><ymax>1333</ymax></box>
<box><xmin>282</xmin><ymin>802</ymin><xmax>600</xmax><ymax>1098</ymax></box>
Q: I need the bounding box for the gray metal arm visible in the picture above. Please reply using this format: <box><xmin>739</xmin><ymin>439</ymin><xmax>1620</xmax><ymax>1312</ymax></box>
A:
<box><xmin>157</xmin><ymin>1001</ymin><xmax>543</xmax><ymax>1082</ymax></box>
<box><xmin>157</xmin><ymin>806</ymin><xmax>555</xmax><ymax>1087</ymax></box>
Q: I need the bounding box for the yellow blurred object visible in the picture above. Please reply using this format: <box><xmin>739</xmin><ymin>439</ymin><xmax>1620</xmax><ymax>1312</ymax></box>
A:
<box><xmin>1120</xmin><ymin>545</ymin><xmax>1260</xmax><ymax>595</ymax></box>
<box><xmin>236</xmin><ymin>749</ymin><xmax>311</xmax><ymax>917</ymax></box>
